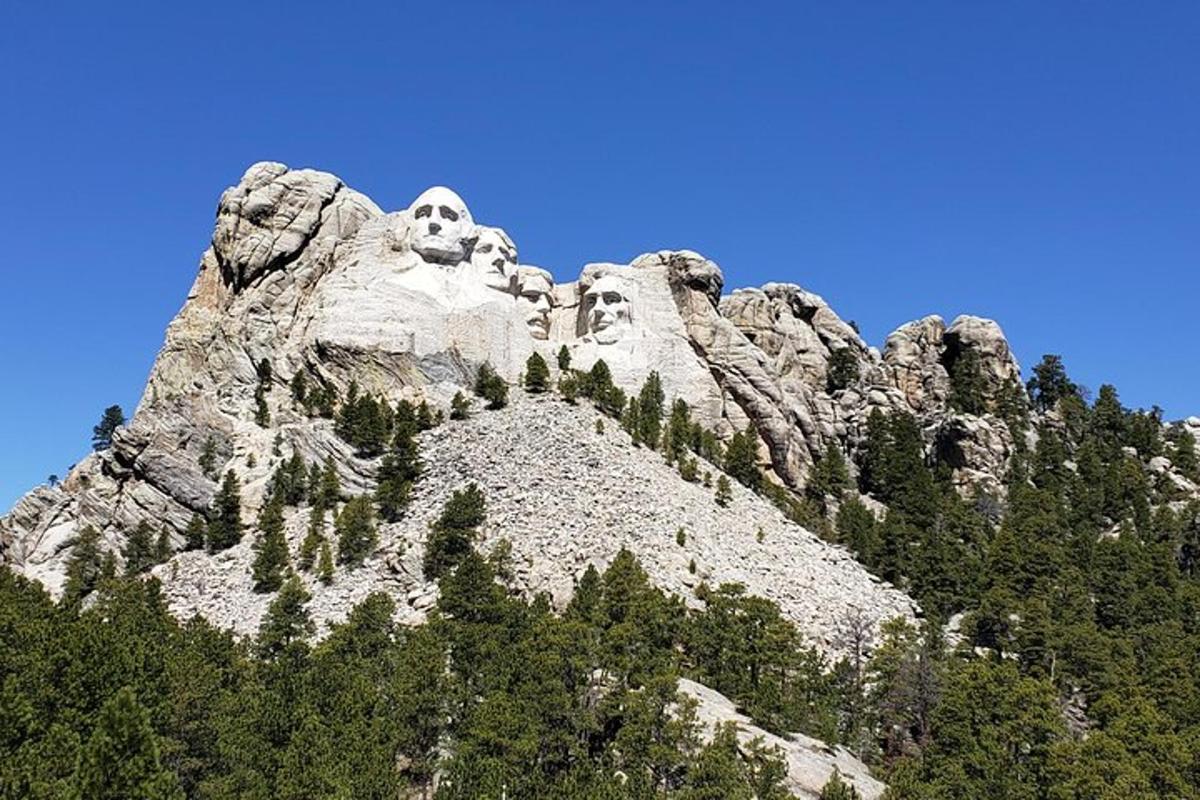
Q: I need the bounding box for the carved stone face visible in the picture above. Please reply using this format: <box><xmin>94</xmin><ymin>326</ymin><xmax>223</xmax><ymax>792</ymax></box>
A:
<box><xmin>517</xmin><ymin>266</ymin><xmax>554</xmax><ymax>340</ymax></box>
<box><xmin>408</xmin><ymin>186</ymin><xmax>473</xmax><ymax>265</ymax></box>
<box><xmin>583</xmin><ymin>274</ymin><xmax>634</xmax><ymax>344</ymax></box>
<box><xmin>467</xmin><ymin>227</ymin><xmax>518</xmax><ymax>292</ymax></box>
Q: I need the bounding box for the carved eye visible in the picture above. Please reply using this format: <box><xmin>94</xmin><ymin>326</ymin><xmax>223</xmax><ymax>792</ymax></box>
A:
<box><xmin>603</xmin><ymin>292</ymin><xmax>622</xmax><ymax>304</ymax></box>
<box><xmin>414</xmin><ymin>205</ymin><xmax>432</xmax><ymax>219</ymax></box>
<box><xmin>501</xmin><ymin>247</ymin><xmax>517</xmax><ymax>263</ymax></box>
<box><xmin>439</xmin><ymin>206</ymin><xmax>459</xmax><ymax>222</ymax></box>
<box><xmin>476</xmin><ymin>243</ymin><xmax>493</xmax><ymax>254</ymax></box>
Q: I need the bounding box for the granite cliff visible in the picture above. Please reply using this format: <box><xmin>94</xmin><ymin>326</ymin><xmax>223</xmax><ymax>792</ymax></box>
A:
<box><xmin>0</xmin><ymin>161</ymin><xmax>1041</xmax><ymax>596</ymax></box>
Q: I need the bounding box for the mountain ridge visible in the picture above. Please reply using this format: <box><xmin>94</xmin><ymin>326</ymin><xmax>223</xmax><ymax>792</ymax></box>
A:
<box><xmin>4</xmin><ymin>158</ymin><xmax>1197</xmax><ymax>617</ymax></box>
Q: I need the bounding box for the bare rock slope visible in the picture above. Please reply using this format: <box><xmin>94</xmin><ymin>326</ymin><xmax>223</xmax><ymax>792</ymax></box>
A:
<box><xmin>158</xmin><ymin>393</ymin><xmax>915</xmax><ymax>658</ymax></box>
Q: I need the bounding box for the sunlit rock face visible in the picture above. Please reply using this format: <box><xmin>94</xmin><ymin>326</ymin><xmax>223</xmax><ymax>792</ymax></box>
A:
<box><xmin>556</xmin><ymin>257</ymin><xmax>729</xmax><ymax>435</ymax></box>
<box><xmin>304</xmin><ymin>189</ymin><xmax>533</xmax><ymax>395</ymax></box>
<box><xmin>461</xmin><ymin>226</ymin><xmax>519</xmax><ymax>294</ymax></box>
<box><xmin>516</xmin><ymin>266</ymin><xmax>555</xmax><ymax>340</ymax></box>
<box><xmin>408</xmin><ymin>186</ymin><xmax>473</xmax><ymax>265</ymax></box>
<box><xmin>581</xmin><ymin>273</ymin><xmax>636</xmax><ymax>344</ymax></box>
<box><xmin>14</xmin><ymin>157</ymin><xmax>1140</xmax><ymax>619</ymax></box>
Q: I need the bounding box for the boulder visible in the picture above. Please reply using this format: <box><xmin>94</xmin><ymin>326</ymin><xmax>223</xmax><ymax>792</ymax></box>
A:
<box><xmin>881</xmin><ymin>315</ymin><xmax>949</xmax><ymax>414</ymax></box>
<box><xmin>680</xmin><ymin>678</ymin><xmax>885</xmax><ymax>799</ymax></box>
<box><xmin>943</xmin><ymin>314</ymin><xmax>1022</xmax><ymax>405</ymax></box>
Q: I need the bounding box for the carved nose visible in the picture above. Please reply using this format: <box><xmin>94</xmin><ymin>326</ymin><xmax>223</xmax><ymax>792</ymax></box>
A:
<box><xmin>428</xmin><ymin>223</ymin><xmax>441</xmax><ymax>235</ymax></box>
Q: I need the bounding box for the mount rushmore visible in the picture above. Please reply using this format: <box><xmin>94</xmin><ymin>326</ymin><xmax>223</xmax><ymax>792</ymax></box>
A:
<box><xmin>0</xmin><ymin>160</ymin><xmax>1050</xmax><ymax>632</ymax></box>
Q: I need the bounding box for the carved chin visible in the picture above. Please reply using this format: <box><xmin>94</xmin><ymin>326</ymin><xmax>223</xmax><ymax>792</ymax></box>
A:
<box><xmin>526</xmin><ymin>319</ymin><xmax>549</xmax><ymax>340</ymax></box>
<box><xmin>413</xmin><ymin>238</ymin><xmax>464</xmax><ymax>265</ymax></box>
<box><xmin>591</xmin><ymin>326</ymin><xmax>623</xmax><ymax>344</ymax></box>
<box><xmin>483</xmin><ymin>273</ymin><xmax>511</xmax><ymax>292</ymax></box>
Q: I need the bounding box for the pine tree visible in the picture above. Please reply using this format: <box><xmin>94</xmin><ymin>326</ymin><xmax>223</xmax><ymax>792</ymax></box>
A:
<box><xmin>123</xmin><ymin>522</ymin><xmax>156</xmax><ymax>576</ymax></box>
<box><xmin>859</xmin><ymin>411</ymin><xmax>938</xmax><ymax>530</ymax></box>
<box><xmin>826</xmin><ymin>348</ymin><xmax>860</xmax><ymax>392</ymax></box>
<box><xmin>557</xmin><ymin>344</ymin><xmax>571</xmax><ymax>371</ymax></box>
<box><xmin>1091</xmin><ymin>383</ymin><xmax>1127</xmax><ymax>455</ymax></box>
<box><xmin>256</xmin><ymin>576</ymin><xmax>313</xmax><ymax>658</ymax></box>
<box><xmin>808</xmin><ymin>442</ymin><xmax>851</xmax><ymax>506</ymax></box>
<box><xmin>559</xmin><ymin>373</ymin><xmax>579</xmax><ymax>404</ymax></box>
<box><xmin>253</xmin><ymin>359</ymin><xmax>272</xmax><ymax>428</ymax></box>
<box><xmin>859</xmin><ymin>409</ymin><xmax>890</xmax><ymax>497</ymax></box>
<box><xmin>198</xmin><ymin>437</ymin><xmax>217</xmax><ymax>478</ymax></box>
<box><xmin>182</xmin><ymin>513</ymin><xmax>207</xmax><ymax>551</ymax></box>
<box><xmin>92</xmin><ymin>405</ymin><xmax>125</xmax><ymax>451</ymax></box>
<box><xmin>335</xmin><ymin>387</ymin><xmax>390</xmax><ymax>457</ymax></box>
<box><xmin>254</xmin><ymin>393</ymin><xmax>271</xmax><ymax>428</ymax></box>
<box><xmin>205</xmin><ymin>470</ymin><xmax>243</xmax><ymax>552</ymax></box>
<box><xmin>819</xmin><ymin>768</ymin><xmax>861</xmax><ymax>799</ymax></box>
<box><xmin>1125</xmin><ymin>406</ymin><xmax>1163</xmax><ymax>459</ymax></box>
<box><xmin>835</xmin><ymin>497</ymin><xmax>879</xmax><ymax>562</ymax></box>
<box><xmin>392</xmin><ymin>626</ymin><xmax>447</xmax><ymax>797</ymax></box>
<box><xmin>154</xmin><ymin>527</ymin><xmax>172</xmax><ymax>564</ymax></box>
<box><xmin>423</xmin><ymin>483</ymin><xmax>486</xmax><ymax>579</ymax></box>
<box><xmin>874</xmin><ymin>510</ymin><xmax>914</xmax><ymax>585</ymax></box>
<box><xmin>416</xmin><ymin>400</ymin><xmax>436</xmax><ymax>430</ymax></box>
<box><xmin>302</xmin><ymin>379</ymin><xmax>338</xmax><ymax>419</ymax></box>
<box><xmin>1027</xmin><ymin>354</ymin><xmax>1077</xmax><ymax>411</ymax></box>
<box><xmin>251</xmin><ymin>494</ymin><xmax>289</xmax><ymax>593</ymax></box>
<box><xmin>1168</xmin><ymin>426</ymin><xmax>1199</xmax><ymax>481</ymax></box>
<box><xmin>636</xmin><ymin>371</ymin><xmax>665</xmax><ymax>450</ymax></box>
<box><xmin>317</xmin><ymin>459</ymin><xmax>341</xmax><ymax>509</ymax></box>
<box><xmin>679</xmin><ymin>456</ymin><xmax>699</xmax><ymax>483</ymax></box>
<box><xmin>289</xmin><ymin>370</ymin><xmax>308</xmax><ymax>406</ymax></box>
<box><xmin>583</xmin><ymin>358</ymin><xmax>621</xmax><ymax>411</ymax></box>
<box><xmin>63</xmin><ymin>525</ymin><xmax>104</xmax><ymax>602</ymax></box>
<box><xmin>680</xmin><ymin>722</ymin><xmax>753</xmax><ymax>799</ymax></box>
<box><xmin>595</xmin><ymin>369</ymin><xmax>626</xmax><ymax>418</ymax></box>
<box><xmin>268</xmin><ymin>452</ymin><xmax>308</xmax><ymax>506</ymax></box>
<box><xmin>100</xmin><ymin>551</ymin><xmax>117</xmax><ymax>582</ymax></box>
<box><xmin>72</xmin><ymin>686</ymin><xmax>183</xmax><ymax>800</ymax></box>
<box><xmin>335</xmin><ymin>496</ymin><xmax>378</xmax><ymax>568</ymax></box>
<box><xmin>524</xmin><ymin>352</ymin><xmax>550</xmax><ymax>393</ymax></box>
<box><xmin>335</xmin><ymin>381</ymin><xmax>360</xmax><ymax>441</ymax></box>
<box><xmin>317</xmin><ymin>540</ymin><xmax>335</xmax><ymax>585</ymax></box>
<box><xmin>394</xmin><ymin>397</ymin><xmax>417</xmax><ymax>430</ymax></box>
<box><xmin>306</xmin><ymin>461</ymin><xmax>323</xmax><ymax>505</ymax></box>
<box><xmin>666</xmin><ymin>398</ymin><xmax>692</xmax><ymax>464</ymax></box>
<box><xmin>948</xmin><ymin>349</ymin><xmax>987</xmax><ymax>415</ymax></box>
<box><xmin>622</xmin><ymin>395</ymin><xmax>641</xmax><ymax>442</ymax></box>
<box><xmin>715</xmin><ymin>475</ymin><xmax>733</xmax><ymax>507</ymax></box>
<box><xmin>375</xmin><ymin>454</ymin><xmax>414</xmax><ymax>523</ymax></box>
<box><xmin>450</xmin><ymin>391</ymin><xmax>471</xmax><ymax>420</ymax></box>
<box><xmin>724</xmin><ymin>425</ymin><xmax>761</xmax><ymax>491</ymax></box>
<box><xmin>474</xmin><ymin>362</ymin><xmax>508</xmax><ymax>410</ymax></box>
<box><xmin>995</xmin><ymin>378</ymin><xmax>1031</xmax><ymax>439</ymax></box>
<box><xmin>376</xmin><ymin>416</ymin><xmax>422</xmax><ymax>523</ymax></box>
<box><xmin>298</xmin><ymin>505</ymin><xmax>325</xmax><ymax>571</ymax></box>
<box><xmin>357</xmin><ymin>394</ymin><xmax>389</xmax><ymax>456</ymax></box>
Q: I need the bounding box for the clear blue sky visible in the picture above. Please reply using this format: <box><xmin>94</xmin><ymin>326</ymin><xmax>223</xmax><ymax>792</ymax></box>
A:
<box><xmin>1</xmin><ymin>2</ymin><xmax>1197</xmax><ymax>509</ymax></box>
